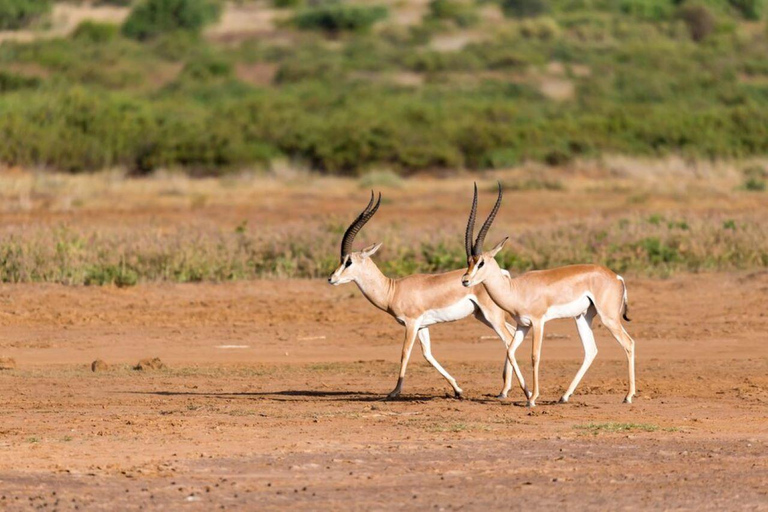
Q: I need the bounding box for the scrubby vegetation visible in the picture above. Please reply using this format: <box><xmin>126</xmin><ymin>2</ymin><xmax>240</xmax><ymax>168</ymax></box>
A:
<box><xmin>0</xmin><ymin>212</ymin><xmax>765</xmax><ymax>285</ymax></box>
<box><xmin>122</xmin><ymin>0</ymin><xmax>222</xmax><ymax>40</ymax></box>
<box><xmin>0</xmin><ymin>0</ymin><xmax>51</xmax><ymax>30</ymax></box>
<box><xmin>292</xmin><ymin>3</ymin><xmax>388</xmax><ymax>33</ymax></box>
<box><xmin>1</xmin><ymin>0</ymin><xmax>768</xmax><ymax>174</ymax></box>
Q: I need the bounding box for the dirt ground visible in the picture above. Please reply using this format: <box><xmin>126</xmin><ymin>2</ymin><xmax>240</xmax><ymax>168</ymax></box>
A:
<box><xmin>0</xmin><ymin>271</ymin><xmax>766</xmax><ymax>510</ymax></box>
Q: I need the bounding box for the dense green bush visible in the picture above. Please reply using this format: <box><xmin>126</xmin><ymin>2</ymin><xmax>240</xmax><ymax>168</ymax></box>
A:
<box><xmin>0</xmin><ymin>71</ymin><xmax>40</xmax><ymax>92</ymax></box>
<box><xmin>122</xmin><ymin>0</ymin><xmax>222</xmax><ymax>40</ymax></box>
<box><xmin>292</xmin><ymin>3</ymin><xmax>388</xmax><ymax>33</ymax></box>
<box><xmin>499</xmin><ymin>0</ymin><xmax>549</xmax><ymax>18</ymax></box>
<box><xmin>677</xmin><ymin>3</ymin><xmax>715</xmax><ymax>41</ymax></box>
<box><xmin>426</xmin><ymin>0</ymin><xmax>479</xmax><ymax>28</ymax></box>
<box><xmin>728</xmin><ymin>0</ymin><xmax>764</xmax><ymax>20</ymax></box>
<box><xmin>0</xmin><ymin>0</ymin><xmax>51</xmax><ymax>30</ymax></box>
<box><xmin>273</xmin><ymin>0</ymin><xmax>303</xmax><ymax>7</ymax></box>
<box><xmin>618</xmin><ymin>0</ymin><xmax>674</xmax><ymax>20</ymax></box>
<box><xmin>1</xmin><ymin>0</ymin><xmax>768</xmax><ymax>175</ymax></box>
<box><xmin>72</xmin><ymin>21</ymin><xmax>120</xmax><ymax>43</ymax></box>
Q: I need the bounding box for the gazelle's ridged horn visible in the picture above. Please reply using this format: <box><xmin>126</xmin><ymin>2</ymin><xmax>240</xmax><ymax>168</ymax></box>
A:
<box><xmin>340</xmin><ymin>191</ymin><xmax>381</xmax><ymax>260</ymax></box>
<box><xmin>465</xmin><ymin>183</ymin><xmax>478</xmax><ymax>258</ymax></box>
<box><xmin>473</xmin><ymin>182</ymin><xmax>502</xmax><ymax>256</ymax></box>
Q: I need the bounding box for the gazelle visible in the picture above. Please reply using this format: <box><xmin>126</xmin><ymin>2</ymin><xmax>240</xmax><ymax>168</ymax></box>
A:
<box><xmin>328</xmin><ymin>191</ymin><xmax>531</xmax><ymax>400</ymax></box>
<box><xmin>461</xmin><ymin>184</ymin><xmax>636</xmax><ymax>407</ymax></box>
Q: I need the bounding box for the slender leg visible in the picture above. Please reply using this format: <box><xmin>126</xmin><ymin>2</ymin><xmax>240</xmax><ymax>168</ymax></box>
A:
<box><xmin>500</xmin><ymin>323</ymin><xmax>530</xmax><ymax>400</ymax></box>
<box><xmin>474</xmin><ymin>307</ymin><xmax>530</xmax><ymax>400</ymax></box>
<box><xmin>560</xmin><ymin>309</ymin><xmax>598</xmax><ymax>403</ymax></box>
<box><xmin>418</xmin><ymin>328</ymin><xmax>463</xmax><ymax>398</ymax></box>
<box><xmin>603</xmin><ymin>319</ymin><xmax>636</xmax><ymax>403</ymax></box>
<box><xmin>387</xmin><ymin>321</ymin><xmax>420</xmax><ymax>399</ymax></box>
<box><xmin>528</xmin><ymin>321</ymin><xmax>545</xmax><ymax>407</ymax></box>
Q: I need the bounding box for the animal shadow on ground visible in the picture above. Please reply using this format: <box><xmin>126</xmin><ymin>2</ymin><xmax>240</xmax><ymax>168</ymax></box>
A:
<box><xmin>123</xmin><ymin>389</ymin><xmax>522</xmax><ymax>404</ymax></box>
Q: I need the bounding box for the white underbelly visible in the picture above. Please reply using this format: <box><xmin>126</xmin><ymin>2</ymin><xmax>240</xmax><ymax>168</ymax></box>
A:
<box><xmin>419</xmin><ymin>297</ymin><xmax>477</xmax><ymax>327</ymax></box>
<box><xmin>542</xmin><ymin>294</ymin><xmax>593</xmax><ymax>322</ymax></box>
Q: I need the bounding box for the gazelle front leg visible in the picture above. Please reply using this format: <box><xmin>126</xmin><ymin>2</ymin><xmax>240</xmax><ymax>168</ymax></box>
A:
<box><xmin>417</xmin><ymin>328</ymin><xmax>463</xmax><ymax>398</ymax></box>
<box><xmin>527</xmin><ymin>321</ymin><xmax>545</xmax><ymax>407</ymax></box>
<box><xmin>499</xmin><ymin>323</ymin><xmax>530</xmax><ymax>400</ymax></box>
<box><xmin>387</xmin><ymin>321</ymin><xmax>420</xmax><ymax>399</ymax></box>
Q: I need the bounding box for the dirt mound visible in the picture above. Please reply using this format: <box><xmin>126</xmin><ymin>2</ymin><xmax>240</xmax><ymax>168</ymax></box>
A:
<box><xmin>91</xmin><ymin>359</ymin><xmax>109</xmax><ymax>372</ymax></box>
<box><xmin>0</xmin><ymin>357</ymin><xmax>16</xmax><ymax>370</ymax></box>
<box><xmin>134</xmin><ymin>357</ymin><xmax>166</xmax><ymax>371</ymax></box>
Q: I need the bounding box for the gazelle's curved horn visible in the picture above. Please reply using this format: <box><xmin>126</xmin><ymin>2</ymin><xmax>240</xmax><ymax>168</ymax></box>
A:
<box><xmin>473</xmin><ymin>182</ymin><xmax>502</xmax><ymax>256</ymax></box>
<box><xmin>340</xmin><ymin>191</ymin><xmax>381</xmax><ymax>260</ymax></box>
<box><xmin>465</xmin><ymin>183</ymin><xmax>478</xmax><ymax>258</ymax></box>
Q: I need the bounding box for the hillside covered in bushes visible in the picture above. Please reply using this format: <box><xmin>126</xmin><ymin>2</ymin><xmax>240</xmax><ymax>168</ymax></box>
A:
<box><xmin>1</xmin><ymin>0</ymin><xmax>768</xmax><ymax>174</ymax></box>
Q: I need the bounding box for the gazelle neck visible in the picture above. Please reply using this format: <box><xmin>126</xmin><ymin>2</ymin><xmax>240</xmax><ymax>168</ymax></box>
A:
<box><xmin>481</xmin><ymin>266</ymin><xmax>520</xmax><ymax>314</ymax></box>
<box><xmin>353</xmin><ymin>261</ymin><xmax>394</xmax><ymax>312</ymax></box>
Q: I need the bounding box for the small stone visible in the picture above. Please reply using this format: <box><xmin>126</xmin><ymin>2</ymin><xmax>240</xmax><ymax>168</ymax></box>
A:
<box><xmin>91</xmin><ymin>359</ymin><xmax>109</xmax><ymax>372</ymax></box>
<box><xmin>0</xmin><ymin>357</ymin><xmax>16</xmax><ymax>370</ymax></box>
<box><xmin>134</xmin><ymin>358</ymin><xmax>166</xmax><ymax>371</ymax></box>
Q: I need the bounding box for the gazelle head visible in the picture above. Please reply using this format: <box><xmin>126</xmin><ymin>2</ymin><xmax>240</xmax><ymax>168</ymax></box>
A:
<box><xmin>328</xmin><ymin>191</ymin><xmax>383</xmax><ymax>286</ymax></box>
<box><xmin>461</xmin><ymin>183</ymin><xmax>508</xmax><ymax>287</ymax></box>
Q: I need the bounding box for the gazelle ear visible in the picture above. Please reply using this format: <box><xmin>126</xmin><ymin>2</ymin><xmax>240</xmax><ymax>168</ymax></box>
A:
<box><xmin>489</xmin><ymin>237</ymin><xmax>508</xmax><ymax>257</ymax></box>
<box><xmin>361</xmin><ymin>242</ymin><xmax>383</xmax><ymax>258</ymax></box>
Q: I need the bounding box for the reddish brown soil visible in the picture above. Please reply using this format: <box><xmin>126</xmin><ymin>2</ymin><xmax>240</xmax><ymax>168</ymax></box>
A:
<box><xmin>0</xmin><ymin>272</ymin><xmax>766</xmax><ymax>509</ymax></box>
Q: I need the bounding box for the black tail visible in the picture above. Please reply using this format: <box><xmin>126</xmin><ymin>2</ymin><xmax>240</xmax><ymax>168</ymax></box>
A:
<box><xmin>623</xmin><ymin>304</ymin><xmax>631</xmax><ymax>322</ymax></box>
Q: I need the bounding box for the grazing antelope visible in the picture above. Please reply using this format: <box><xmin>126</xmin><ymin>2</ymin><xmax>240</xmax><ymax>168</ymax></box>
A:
<box><xmin>461</xmin><ymin>184</ymin><xmax>636</xmax><ymax>407</ymax></box>
<box><xmin>328</xmin><ymin>191</ymin><xmax>531</xmax><ymax>400</ymax></box>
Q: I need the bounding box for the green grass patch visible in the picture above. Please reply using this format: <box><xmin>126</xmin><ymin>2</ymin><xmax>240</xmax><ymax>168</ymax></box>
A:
<box><xmin>574</xmin><ymin>422</ymin><xmax>661</xmax><ymax>434</ymax></box>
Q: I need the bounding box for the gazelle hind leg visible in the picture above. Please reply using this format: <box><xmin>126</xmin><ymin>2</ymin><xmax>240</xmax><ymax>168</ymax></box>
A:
<box><xmin>417</xmin><ymin>328</ymin><xmax>463</xmax><ymax>398</ymax></box>
<box><xmin>602</xmin><ymin>318</ymin><xmax>636</xmax><ymax>403</ymax></box>
<box><xmin>387</xmin><ymin>321</ymin><xmax>420</xmax><ymax>399</ymax></box>
<box><xmin>560</xmin><ymin>306</ymin><xmax>598</xmax><ymax>403</ymax></box>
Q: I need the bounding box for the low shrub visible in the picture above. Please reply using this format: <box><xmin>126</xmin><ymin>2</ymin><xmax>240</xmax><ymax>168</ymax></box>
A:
<box><xmin>499</xmin><ymin>0</ymin><xmax>549</xmax><ymax>18</ymax></box>
<box><xmin>743</xmin><ymin>177</ymin><xmax>766</xmax><ymax>191</ymax></box>
<box><xmin>677</xmin><ymin>4</ymin><xmax>715</xmax><ymax>42</ymax></box>
<box><xmin>122</xmin><ymin>0</ymin><xmax>222</xmax><ymax>41</ymax></box>
<box><xmin>0</xmin><ymin>0</ymin><xmax>52</xmax><ymax>30</ymax></box>
<box><xmin>728</xmin><ymin>0</ymin><xmax>763</xmax><ymax>20</ymax></box>
<box><xmin>0</xmin><ymin>71</ymin><xmax>41</xmax><ymax>92</ymax></box>
<box><xmin>358</xmin><ymin>170</ymin><xmax>403</xmax><ymax>189</ymax></box>
<box><xmin>426</xmin><ymin>0</ymin><xmax>479</xmax><ymax>28</ymax></box>
<box><xmin>273</xmin><ymin>0</ymin><xmax>303</xmax><ymax>7</ymax></box>
<box><xmin>72</xmin><ymin>21</ymin><xmax>120</xmax><ymax>43</ymax></box>
<box><xmin>292</xmin><ymin>3</ymin><xmax>388</xmax><ymax>33</ymax></box>
<box><xmin>742</xmin><ymin>166</ymin><xmax>767</xmax><ymax>191</ymax></box>
<box><xmin>618</xmin><ymin>0</ymin><xmax>675</xmax><ymax>20</ymax></box>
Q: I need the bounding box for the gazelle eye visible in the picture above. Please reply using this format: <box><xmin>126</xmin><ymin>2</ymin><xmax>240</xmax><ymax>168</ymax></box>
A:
<box><xmin>344</xmin><ymin>259</ymin><xmax>353</xmax><ymax>268</ymax></box>
<box><xmin>478</xmin><ymin>260</ymin><xmax>485</xmax><ymax>268</ymax></box>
